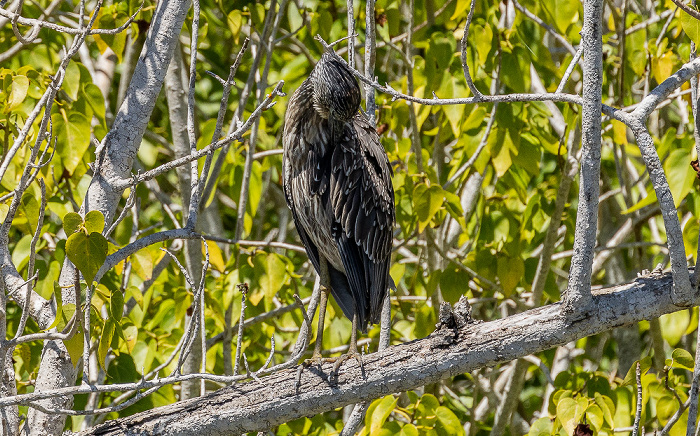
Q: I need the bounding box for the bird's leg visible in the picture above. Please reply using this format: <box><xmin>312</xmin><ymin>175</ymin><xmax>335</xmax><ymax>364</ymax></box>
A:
<box><xmin>331</xmin><ymin>310</ymin><xmax>363</xmax><ymax>378</ymax></box>
<box><xmin>305</xmin><ymin>258</ymin><xmax>330</xmax><ymax>365</ymax></box>
<box><xmin>312</xmin><ymin>281</ymin><xmax>330</xmax><ymax>359</ymax></box>
<box><xmin>349</xmin><ymin>311</ymin><xmax>359</xmax><ymax>356</ymax></box>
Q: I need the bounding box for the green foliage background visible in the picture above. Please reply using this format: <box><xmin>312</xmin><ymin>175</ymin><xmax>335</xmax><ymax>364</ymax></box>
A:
<box><xmin>2</xmin><ymin>0</ymin><xmax>700</xmax><ymax>434</ymax></box>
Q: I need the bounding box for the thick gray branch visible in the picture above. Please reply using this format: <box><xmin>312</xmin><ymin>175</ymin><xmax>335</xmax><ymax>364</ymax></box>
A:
<box><xmin>85</xmin><ymin>0</ymin><xmax>190</xmax><ymax>225</ymax></box>
<box><xmin>564</xmin><ymin>0</ymin><xmax>603</xmax><ymax>314</ymax></box>
<box><xmin>84</xmin><ymin>271</ymin><xmax>692</xmax><ymax>435</ymax></box>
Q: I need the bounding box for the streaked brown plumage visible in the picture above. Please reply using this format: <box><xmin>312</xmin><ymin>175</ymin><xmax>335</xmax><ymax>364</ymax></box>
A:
<box><xmin>283</xmin><ymin>48</ymin><xmax>395</xmax><ymax>351</ymax></box>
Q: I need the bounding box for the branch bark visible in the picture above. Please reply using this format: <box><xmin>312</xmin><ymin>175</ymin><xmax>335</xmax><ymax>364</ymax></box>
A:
<box><xmin>83</xmin><ymin>271</ymin><xmax>693</xmax><ymax>435</ymax></box>
<box><xmin>564</xmin><ymin>0</ymin><xmax>603</xmax><ymax>315</ymax></box>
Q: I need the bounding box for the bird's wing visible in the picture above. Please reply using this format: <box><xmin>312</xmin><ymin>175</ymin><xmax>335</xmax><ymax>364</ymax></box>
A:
<box><xmin>282</xmin><ymin>86</ymin><xmax>326</xmax><ymax>277</ymax></box>
<box><xmin>330</xmin><ymin>114</ymin><xmax>395</xmax><ymax>324</ymax></box>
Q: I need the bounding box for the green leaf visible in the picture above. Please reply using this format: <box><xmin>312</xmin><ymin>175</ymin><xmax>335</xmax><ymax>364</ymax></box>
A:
<box><xmin>657</xmin><ymin>395</ymin><xmax>678</xmax><ymax>423</ymax></box>
<box><xmin>227</xmin><ymin>10</ymin><xmax>243</xmax><ymax>43</ymax></box>
<box><xmin>110</xmin><ymin>289</ymin><xmax>124</xmax><ymax>320</ymax></box>
<box><xmin>398</xmin><ymin>423</ymin><xmax>419</xmax><ymax>436</ymax></box>
<box><xmin>99</xmin><ymin>318</ymin><xmax>115</xmax><ymax>370</ymax></box>
<box><xmin>450</xmin><ymin>0</ymin><xmax>472</xmax><ymax>20</ymax></box>
<box><xmin>556</xmin><ymin>397</ymin><xmax>588</xmax><ymax>435</ymax></box>
<box><xmin>660</xmin><ymin>310</ymin><xmax>690</xmax><ymax>347</ymax></box>
<box><xmin>528</xmin><ymin>417</ymin><xmax>553</xmax><ymax>436</ymax></box>
<box><xmin>682</xmin><ymin>8</ymin><xmax>700</xmax><ymax>45</ymax></box>
<box><xmin>496</xmin><ymin>256</ymin><xmax>524</xmax><ymax>296</ymax></box>
<box><xmin>594</xmin><ymin>393</ymin><xmax>615</xmax><ymax>428</ymax></box>
<box><xmin>63</xmin><ymin>212</ymin><xmax>83</xmax><ymax>236</ymax></box>
<box><xmin>84</xmin><ymin>210</ymin><xmax>105</xmax><ymax>234</ymax></box>
<box><xmin>621</xmin><ymin>357</ymin><xmax>652</xmax><ymax>386</ymax></box>
<box><xmin>250</xmin><ymin>252</ymin><xmax>287</xmax><ymax>305</ymax></box>
<box><xmin>46</xmin><ymin>282</ymin><xmax>64</xmax><ymax>330</ymax></box>
<box><xmin>473</xmin><ymin>24</ymin><xmax>493</xmax><ymax>66</ymax></box>
<box><xmin>489</xmin><ymin>128</ymin><xmax>516</xmax><ymax>177</ymax></box>
<box><xmin>82</xmin><ymin>83</ymin><xmax>106</xmax><ymax>120</ymax></box>
<box><xmin>18</xmin><ymin>192</ymin><xmax>39</xmax><ymax>233</ymax></box>
<box><xmin>5</xmin><ymin>75</ymin><xmax>29</xmax><ymax>113</ymax></box>
<box><xmin>54</xmin><ymin>111</ymin><xmax>91</xmax><ymax>174</ymax></box>
<box><xmin>585</xmin><ymin>404</ymin><xmax>604</xmax><ymax>432</ymax></box>
<box><xmin>369</xmin><ymin>395</ymin><xmax>397</xmax><ymax>436</ymax></box>
<box><xmin>440</xmin><ymin>266</ymin><xmax>470</xmax><ymax>303</ymax></box>
<box><xmin>413</xmin><ymin>183</ymin><xmax>444</xmax><ymax>232</ymax></box>
<box><xmin>62</xmin><ymin>62</ymin><xmax>81</xmax><ymax>100</ymax></box>
<box><xmin>622</xmin><ymin>189</ymin><xmax>657</xmax><ymax>215</ymax></box>
<box><xmin>130</xmin><ymin>249</ymin><xmax>154</xmax><ymax>281</ymax></box>
<box><xmin>66</xmin><ymin>231</ymin><xmax>108</xmax><ymax>284</ymax></box>
<box><xmin>672</xmin><ymin>348</ymin><xmax>695</xmax><ymax>370</ymax></box>
<box><xmin>664</xmin><ymin>148</ymin><xmax>697</xmax><ymax>208</ymax></box>
<box><xmin>121</xmin><ymin>321</ymin><xmax>138</xmax><ymax>353</ymax></box>
<box><xmin>126</xmin><ymin>285</ymin><xmax>143</xmax><ymax>309</ymax></box>
<box><xmin>435</xmin><ymin>406</ymin><xmax>465</xmax><ymax>435</ymax></box>
<box><xmin>61</xmin><ymin>310</ymin><xmax>84</xmax><ymax>367</ymax></box>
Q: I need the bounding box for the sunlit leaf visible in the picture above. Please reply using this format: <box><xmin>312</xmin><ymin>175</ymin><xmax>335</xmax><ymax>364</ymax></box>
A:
<box><xmin>671</xmin><ymin>348</ymin><xmax>695</xmax><ymax>370</ymax></box>
<box><xmin>54</xmin><ymin>111</ymin><xmax>91</xmax><ymax>174</ymax></box>
<box><xmin>5</xmin><ymin>75</ymin><xmax>29</xmax><ymax>113</ymax></box>
<box><xmin>66</xmin><ymin>231</ymin><xmax>108</xmax><ymax>284</ymax></box>
<box><xmin>84</xmin><ymin>210</ymin><xmax>105</xmax><ymax>234</ymax></box>
<box><xmin>63</xmin><ymin>212</ymin><xmax>83</xmax><ymax>236</ymax></box>
<box><xmin>99</xmin><ymin>318</ymin><xmax>115</xmax><ymax>370</ymax></box>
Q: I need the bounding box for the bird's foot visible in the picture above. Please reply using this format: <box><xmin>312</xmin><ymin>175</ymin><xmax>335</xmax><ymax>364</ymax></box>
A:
<box><xmin>301</xmin><ymin>352</ymin><xmax>336</xmax><ymax>368</ymax></box>
<box><xmin>330</xmin><ymin>348</ymin><xmax>363</xmax><ymax>381</ymax></box>
<box><xmin>295</xmin><ymin>352</ymin><xmax>336</xmax><ymax>390</ymax></box>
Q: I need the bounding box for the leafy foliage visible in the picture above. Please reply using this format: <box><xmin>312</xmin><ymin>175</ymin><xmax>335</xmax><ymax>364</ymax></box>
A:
<box><xmin>3</xmin><ymin>0</ymin><xmax>700</xmax><ymax>434</ymax></box>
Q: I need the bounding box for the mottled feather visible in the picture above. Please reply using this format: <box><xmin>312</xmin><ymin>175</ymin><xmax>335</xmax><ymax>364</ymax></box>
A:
<box><xmin>282</xmin><ymin>50</ymin><xmax>395</xmax><ymax>331</ymax></box>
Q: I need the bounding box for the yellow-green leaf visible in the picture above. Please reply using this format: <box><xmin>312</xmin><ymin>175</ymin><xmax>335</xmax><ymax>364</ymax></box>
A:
<box><xmin>660</xmin><ymin>310</ymin><xmax>690</xmax><ymax>347</ymax></box>
<box><xmin>130</xmin><ymin>249</ymin><xmax>154</xmax><ymax>281</ymax></box>
<box><xmin>99</xmin><ymin>318</ymin><xmax>115</xmax><ymax>370</ymax></box>
<box><xmin>672</xmin><ymin>348</ymin><xmax>695</xmax><ymax>370</ymax></box>
<box><xmin>63</xmin><ymin>212</ymin><xmax>83</xmax><ymax>236</ymax></box>
<box><xmin>435</xmin><ymin>406</ymin><xmax>465</xmax><ymax>435</ymax></box>
<box><xmin>556</xmin><ymin>396</ymin><xmax>588</xmax><ymax>435</ymax></box>
<box><xmin>66</xmin><ymin>231</ymin><xmax>108</xmax><ymax>284</ymax></box>
<box><xmin>54</xmin><ymin>111</ymin><xmax>91</xmax><ymax>174</ymax></box>
<box><xmin>369</xmin><ymin>395</ymin><xmax>397</xmax><ymax>436</ymax></box>
<box><xmin>5</xmin><ymin>75</ymin><xmax>29</xmax><ymax>113</ymax></box>
<box><xmin>682</xmin><ymin>8</ymin><xmax>700</xmax><ymax>45</ymax></box>
<box><xmin>413</xmin><ymin>183</ymin><xmax>444</xmax><ymax>232</ymax></box>
<box><xmin>110</xmin><ymin>289</ymin><xmax>124</xmax><ymax>320</ymax></box>
<box><xmin>664</xmin><ymin>148</ymin><xmax>696</xmax><ymax>208</ymax></box>
<box><xmin>84</xmin><ymin>210</ymin><xmax>105</xmax><ymax>234</ymax></box>
<box><xmin>227</xmin><ymin>10</ymin><xmax>243</xmax><ymax>43</ymax></box>
<box><xmin>497</xmin><ymin>256</ymin><xmax>524</xmax><ymax>296</ymax></box>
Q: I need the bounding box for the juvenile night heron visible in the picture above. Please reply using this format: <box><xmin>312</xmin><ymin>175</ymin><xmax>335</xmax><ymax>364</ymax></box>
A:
<box><xmin>283</xmin><ymin>43</ymin><xmax>395</xmax><ymax>364</ymax></box>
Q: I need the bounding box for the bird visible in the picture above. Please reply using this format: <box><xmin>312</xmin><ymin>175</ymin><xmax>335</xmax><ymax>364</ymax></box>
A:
<box><xmin>282</xmin><ymin>43</ymin><xmax>395</xmax><ymax>365</ymax></box>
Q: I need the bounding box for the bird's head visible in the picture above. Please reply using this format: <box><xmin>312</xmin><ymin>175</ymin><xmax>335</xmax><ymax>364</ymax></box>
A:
<box><xmin>310</xmin><ymin>50</ymin><xmax>361</xmax><ymax>121</ymax></box>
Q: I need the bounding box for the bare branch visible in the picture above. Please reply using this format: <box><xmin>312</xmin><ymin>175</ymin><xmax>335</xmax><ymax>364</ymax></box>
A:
<box><xmin>564</xmin><ymin>0</ymin><xmax>604</xmax><ymax>315</ymax></box>
<box><xmin>632</xmin><ymin>362</ymin><xmax>642</xmax><ymax>436</ymax></box>
<box><xmin>460</xmin><ymin>0</ymin><xmax>483</xmax><ymax>99</ymax></box>
<box><xmin>233</xmin><ymin>283</ymin><xmax>248</xmax><ymax>376</ymax></box>
<box><xmin>687</xmin><ymin>321</ymin><xmax>700</xmax><ymax>435</ymax></box>
<box><xmin>670</xmin><ymin>0</ymin><xmax>700</xmax><ymax>20</ymax></box>
<box><xmin>75</xmin><ymin>272</ymin><xmax>693</xmax><ymax>435</ymax></box>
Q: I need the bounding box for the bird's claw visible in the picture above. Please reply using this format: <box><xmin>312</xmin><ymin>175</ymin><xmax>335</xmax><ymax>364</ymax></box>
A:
<box><xmin>295</xmin><ymin>353</ymin><xmax>337</xmax><ymax>390</ymax></box>
<box><xmin>330</xmin><ymin>349</ymin><xmax>363</xmax><ymax>382</ymax></box>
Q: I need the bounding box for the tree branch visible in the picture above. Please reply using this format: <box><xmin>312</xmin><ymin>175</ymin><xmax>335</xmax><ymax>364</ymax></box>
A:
<box><xmin>81</xmin><ymin>271</ymin><xmax>693</xmax><ymax>435</ymax></box>
<box><xmin>564</xmin><ymin>0</ymin><xmax>604</xmax><ymax>314</ymax></box>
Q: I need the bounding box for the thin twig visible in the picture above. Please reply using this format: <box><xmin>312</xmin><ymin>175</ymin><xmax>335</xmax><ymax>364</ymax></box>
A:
<box><xmin>460</xmin><ymin>0</ymin><xmax>482</xmax><ymax>99</ymax></box>
<box><xmin>233</xmin><ymin>283</ymin><xmax>248</xmax><ymax>376</ymax></box>
<box><xmin>671</xmin><ymin>0</ymin><xmax>700</xmax><ymax>20</ymax></box>
<box><xmin>199</xmin><ymin>39</ymin><xmax>251</xmax><ymax>206</ymax></box>
<box><xmin>688</xmin><ymin>322</ymin><xmax>700</xmax><ymax>435</ymax></box>
<box><xmin>632</xmin><ymin>362</ymin><xmax>642</xmax><ymax>436</ymax></box>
